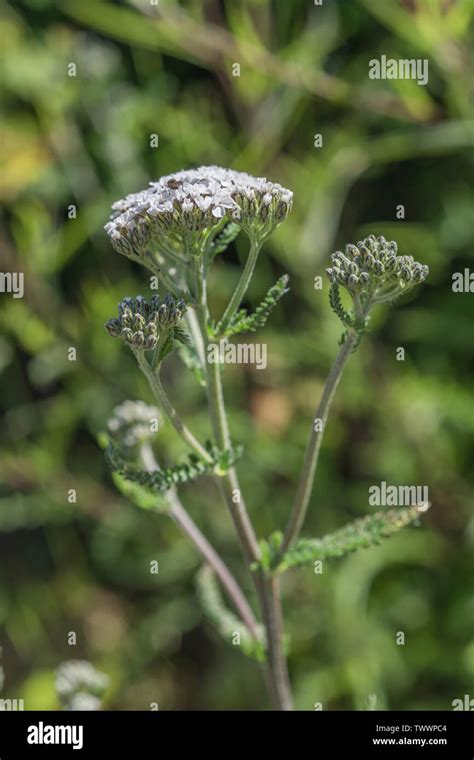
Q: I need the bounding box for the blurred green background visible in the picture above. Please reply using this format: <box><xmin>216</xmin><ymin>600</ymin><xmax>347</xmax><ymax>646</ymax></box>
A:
<box><xmin>0</xmin><ymin>0</ymin><xmax>473</xmax><ymax>710</ymax></box>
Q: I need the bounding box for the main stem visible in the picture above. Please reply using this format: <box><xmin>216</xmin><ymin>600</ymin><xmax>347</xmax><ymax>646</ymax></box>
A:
<box><xmin>278</xmin><ymin>330</ymin><xmax>357</xmax><ymax>558</ymax></box>
<box><xmin>194</xmin><ymin>262</ymin><xmax>293</xmax><ymax>710</ymax></box>
<box><xmin>260</xmin><ymin>574</ymin><xmax>293</xmax><ymax>710</ymax></box>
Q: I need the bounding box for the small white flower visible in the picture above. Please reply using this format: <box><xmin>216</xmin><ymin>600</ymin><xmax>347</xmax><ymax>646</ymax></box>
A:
<box><xmin>55</xmin><ymin>660</ymin><xmax>109</xmax><ymax>711</ymax></box>
<box><xmin>107</xmin><ymin>399</ymin><xmax>162</xmax><ymax>447</ymax></box>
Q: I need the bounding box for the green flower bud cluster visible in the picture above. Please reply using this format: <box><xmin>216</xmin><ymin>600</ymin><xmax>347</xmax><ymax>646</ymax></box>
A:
<box><xmin>326</xmin><ymin>235</ymin><xmax>429</xmax><ymax>305</ymax></box>
<box><xmin>107</xmin><ymin>400</ymin><xmax>161</xmax><ymax>448</ymax></box>
<box><xmin>105</xmin><ymin>294</ymin><xmax>186</xmax><ymax>350</ymax></box>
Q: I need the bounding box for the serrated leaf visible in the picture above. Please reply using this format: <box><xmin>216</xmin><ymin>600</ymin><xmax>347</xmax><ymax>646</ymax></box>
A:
<box><xmin>173</xmin><ymin>326</ymin><xmax>191</xmax><ymax>346</ymax></box>
<box><xmin>208</xmin><ymin>222</ymin><xmax>241</xmax><ymax>259</ymax></box>
<box><xmin>278</xmin><ymin>504</ymin><xmax>431</xmax><ymax>571</ymax></box>
<box><xmin>112</xmin><ymin>471</ymin><xmax>167</xmax><ymax>512</ymax></box>
<box><xmin>213</xmin><ymin>274</ymin><xmax>289</xmax><ymax>338</ymax></box>
<box><xmin>196</xmin><ymin>565</ymin><xmax>265</xmax><ymax>661</ymax></box>
<box><xmin>106</xmin><ymin>439</ymin><xmax>243</xmax><ymax>494</ymax></box>
<box><xmin>177</xmin><ymin>342</ymin><xmax>206</xmax><ymax>386</ymax></box>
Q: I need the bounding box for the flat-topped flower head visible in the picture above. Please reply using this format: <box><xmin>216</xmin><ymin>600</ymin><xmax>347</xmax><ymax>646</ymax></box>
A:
<box><xmin>326</xmin><ymin>235</ymin><xmax>429</xmax><ymax>307</ymax></box>
<box><xmin>104</xmin><ymin>166</ymin><xmax>293</xmax><ymax>258</ymax></box>
<box><xmin>105</xmin><ymin>294</ymin><xmax>186</xmax><ymax>351</ymax></box>
<box><xmin>107</xmin><ymin>400</ymin><xmax>161</xmax><ymax>448</ymax></box>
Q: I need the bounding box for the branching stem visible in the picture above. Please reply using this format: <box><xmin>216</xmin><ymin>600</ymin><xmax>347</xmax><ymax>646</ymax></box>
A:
<box><xmin>134</xmin><ymin>350</ymin><xmax>213</xmax><ymax>464</ymax></box>
<box><xmin>139</xmin><ymin>444</ymin><xmax>259</xmax><ymax>639</ymax></box>
<box><xmin>193</xmin><ymin>259</ymin><xmax>294</xmax><ymax>710</ymax></box>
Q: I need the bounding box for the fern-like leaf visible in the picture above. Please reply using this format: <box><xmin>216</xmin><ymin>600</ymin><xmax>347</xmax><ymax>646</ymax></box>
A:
<box><xmin>329</xmin><ymin>283</ymin><xmax>371</xmax><ymax>350</ymax></box>
<box><xmin>208</xmin><ymin>222</ymin><xmax>241</xmax><ymax>259</ymax></box>
<box><xmin>106</xmin><ymin>440</ymin><xmax>243</xmax><ymax>494</ymax></box>
<box><xmin>278</xmin><ymin>504</ymin><xmax>430</xmax><ymax>571</ymax></box>
<box><xmin>111</xmin><ymin>471</ymin><xmax>168</xmax><ymax>512</ymax></box>
<box><xmin>329</xmin><ymin>282</ymin><xmax>354</xmax><ymax>328</ymax></box>
<box><xmin>196</xmin><ymin>565</ymin><xmax>265</xmax><ymax>661</ymax></box>
<box><xmin>178</xmin><ymin>342</ymin><xmax>206</xmax><ymax>386</ymax></box>
<box><xmin>214</xmin><ymin>274</ymin><xmax>289</xmax><ymax>338</ymax></box>
<box><xmin>155</xmin><ymin>326</ymin><xmax>191</xmax><ymax>364</ymax></box>
<box><xmin>173</xmin><ymin>326</ymin><xmax>191</xmax><ymax>346</ymax></box>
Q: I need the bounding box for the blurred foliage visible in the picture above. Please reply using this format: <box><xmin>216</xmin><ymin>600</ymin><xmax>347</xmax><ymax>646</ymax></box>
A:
<box><xmin>0</xmin><ymin>0</ymin><xmax>473</xmax><ymax>710</ymax></box>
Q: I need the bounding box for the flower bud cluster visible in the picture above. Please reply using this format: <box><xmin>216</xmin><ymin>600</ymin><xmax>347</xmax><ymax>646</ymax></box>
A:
<box><xmin>105</xmin><ymin>294</ymin><xmax>186</xmax><ymax>350</ymax></box>
<box><xmin>326</xmin><ymin>235</ymin><xmax>429</xmax><ymax>303</ymax></box>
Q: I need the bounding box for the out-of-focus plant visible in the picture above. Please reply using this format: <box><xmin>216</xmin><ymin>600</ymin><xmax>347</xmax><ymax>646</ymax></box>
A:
<box><xmin>101</xmin><ymin>166</ymin><xmax>430</xmax><ymax>709</ymax></box>
<box><xmin>55</xmin><ymin>660</ymin><xmax>109</xmax><ymax>711</ymax></box>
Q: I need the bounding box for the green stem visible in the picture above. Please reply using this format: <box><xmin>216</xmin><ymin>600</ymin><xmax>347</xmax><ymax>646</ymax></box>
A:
<box><xmin>134</xmin><ymin>350</ymin><xmax>213</xmax><ymax>464</ymax></box>
<box><xmin>170</xmin><ymin>495</ymin><xmax>260</xmax><ymax>639</ymax></box>
<box><xmin>139</xmin><ymin>443</ymin><xmax>259</xmax><ymax>640</ymax></box>
<box><xmin>185</xmin><ymin>307</ymin><xmax>206</xmax><ymax>367</ymax></box>
<box><xmin>193</xmin><ymin>268</ymin><xmax>261</xmax><ymax>562</ymax></box>
<box><xmin>193</xmin><ymin>261</ymin><xmax>293</xmax><ymax>710</ymax></box>
<box><xmin>217</xmin><ymin>234</ymin><xmax>261</xmax><ymax>335</ymax></box>
<box><xmin>143</xmin><ymin>256</ymin><xmax>189</xmax><ymax>300</ymax></box>
<box><xmin>262</xmin><ymin>575</ymin><xmax>293</xmax><ymax>711</ymax></box>
<box><xmin>278</xmin><ymin>330</ymin><xmax>358</xmax><ymax>559</ymax></box>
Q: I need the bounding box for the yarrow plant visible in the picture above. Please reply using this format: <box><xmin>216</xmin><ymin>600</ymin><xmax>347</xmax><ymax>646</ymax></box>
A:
<box><xmin>101</xmin><ymin>165</ymin><xmax>430</xmax><ymax>710</ymax></box>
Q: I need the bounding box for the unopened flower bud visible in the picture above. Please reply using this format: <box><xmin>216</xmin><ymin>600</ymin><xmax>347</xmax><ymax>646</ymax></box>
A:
<box><xmin>133</xmin><ymin>314</ymin><xmax>146</xmax><ymax>331</ymax></box>
<box><xmin>144</xmin><ymin>335</ymin><xmax>157</xmax><ymax>350</ymax></box>
<box><xmin>132</xmin><ymin>331</ymin><xmax>144</xmax><ymax>347</ymax></box>
<box><xmin>347</xmin><ymin>274</ymin><xmax>359</xmax><ymax>289</ymax></box>
<box><xmin>105</xmin><ymin>319</ymin><xmax>121</xmax><ymax>337</ymax></box>
<box><xmin>121</xmin><ymin>327</ymin><xmax>133</xmax><ymax>342</ymax></box>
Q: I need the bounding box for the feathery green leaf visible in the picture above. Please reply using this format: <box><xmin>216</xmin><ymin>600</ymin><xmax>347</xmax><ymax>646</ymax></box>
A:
<box><xmin>196</xmin><ymin>565</ymin><xmax>265</xmax><ymax>661</ymax></box>
<box><xmin>106</xmin><ymin>440</ymin><xmax>243</xmax><ymax>494</ymax></box>
<box><xmin>278</xmin><ymin>504</ymin><xmax>430</xmax><ymax>571</ymax></box>
<box><xmin>214</xmin><ymin>274</ymin><xmax>289</xmax><ymax>338</ymax></box>
<box><xmin>208</xmin><ymin>222</ymin><xmax>241</xmax><ymax>259</ymax></box>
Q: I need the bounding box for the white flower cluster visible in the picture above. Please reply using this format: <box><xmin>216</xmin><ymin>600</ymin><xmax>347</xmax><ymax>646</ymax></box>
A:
<box><xmin>55</xmin><ymin>660</ymin><xmax>109</xmax><ymax>711</ymax></box>
<box><xmin>105</xmin><ymin>165</ymin><xmax>293</xmax><ymax>257</ymax></box>
<box><xmin>107</xmin><ymin>399</ymin><xmax>161</xmax><ymax>447</ymax></box>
